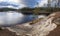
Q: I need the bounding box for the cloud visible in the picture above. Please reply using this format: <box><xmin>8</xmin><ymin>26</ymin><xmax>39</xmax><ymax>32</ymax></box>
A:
<box><xmin>0</xmin><ymin>0</ymin><xmax>48</xmax><ymax>8</ymax></box>
<box><xmin>0</xmin><ymin>0</ymin><xmax>20</xmax><ymax>3</ymax></box>
<box><xmin>19</xmin><ymin>0</ymin><xmax>37</xmax><ymax>7</ymax></box>
<box><xmin>0</xmin><ymin>0</ymin><xmax>22</xmax><ymax>9</ymax></box>
<box><xmin>39</xmin><ymin>0</ymin><xmax>48</xmax><ymax>7</ymax></box>
<box><xmin>37</xmin><ymin>0</ymin><xmax>59</xmax><ymax>7</ymax></box>
<box><xmin>35</xmin><ymin>0</ymin><xmax>48</xmax><ymax>7</ymax></box>
<box><xmin>0</xmin><ymin>0</ymin><xmax>39</xmax><ymax>8</ymax></box>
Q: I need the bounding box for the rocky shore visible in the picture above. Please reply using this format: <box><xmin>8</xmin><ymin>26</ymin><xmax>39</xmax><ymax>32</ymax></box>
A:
<box><xmin>0</xmin><ymin>12</ymin><xmax>60</xmax><ymax>36</ymax></box>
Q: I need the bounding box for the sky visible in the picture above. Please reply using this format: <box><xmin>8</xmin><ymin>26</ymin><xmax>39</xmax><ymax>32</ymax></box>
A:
<box><xmin>0</xmin><ymin>0</ymin><xmax>48</xmax><ymax>9</ymax></box>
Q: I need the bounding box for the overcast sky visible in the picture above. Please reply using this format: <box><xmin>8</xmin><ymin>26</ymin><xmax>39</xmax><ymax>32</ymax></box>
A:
<box><xmin>0</xmin><ymin>0</ymin><xmax>48</xmax><ymax>8</ymax></box>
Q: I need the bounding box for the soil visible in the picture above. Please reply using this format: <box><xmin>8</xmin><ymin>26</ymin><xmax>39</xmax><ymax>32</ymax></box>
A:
<box><xmin>47</xmin><ymin>26</ymin><xmax>60</xmax><ymax>36</ymax></box>
<box><xmin>0</xmin><ymin>29</ymin><xmax>19</xmax><ymax>36</ymax></box>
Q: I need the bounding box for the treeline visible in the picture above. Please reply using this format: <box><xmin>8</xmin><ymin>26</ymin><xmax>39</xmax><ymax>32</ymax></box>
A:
<box><xmin>0</xmin><ymin>7</ymin><xmax>60</xmax><ymax>13</ymax></box>
<box><xmin>0</xmin><ymin>8</ymin><xmax>17</xmax><ymax>12</ymax></box>
<box><xmin>44</xmin><ymin>7</ymin><xmax>60</xmax><ymax>12</ymax></box>
<box><xmin>18</xmin><ymin>7</ymin><xmax>60</xmax><ymax>12</ymax></box>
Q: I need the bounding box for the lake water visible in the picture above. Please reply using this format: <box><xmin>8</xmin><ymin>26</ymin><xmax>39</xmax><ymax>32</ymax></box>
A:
<box><xmin>0</xmin><ymin>11</ymin><xmax>37</xmax><ymax>26</ymax></box>
<box><xmin>0</xmin><ymin>11</ymin><xmax>46</xmax><ymax>26</ymax></box>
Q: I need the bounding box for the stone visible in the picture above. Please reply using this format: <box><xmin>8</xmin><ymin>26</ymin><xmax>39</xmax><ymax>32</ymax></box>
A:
<box><xmin>2</xmin><ymin>12</ymin><xmax>60</xmax><ymax>36</ymax></box>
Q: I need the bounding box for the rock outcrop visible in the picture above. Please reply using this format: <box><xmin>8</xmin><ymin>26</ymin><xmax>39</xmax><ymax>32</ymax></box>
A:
<box><xmin>1</xmin><ymin>12</ymin><xmax>60</xmax><ymax>36</ymax></box>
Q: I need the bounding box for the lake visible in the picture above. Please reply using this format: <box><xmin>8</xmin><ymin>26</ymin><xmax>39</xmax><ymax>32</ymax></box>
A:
<box><xmin>0</xmin><ymin>11</ymin><xmax>37</xmax><ymax>26</ymax></box>
<box><xmin>0</xmin><ymin>11</ymin><xmax>46</xmax><ymax>26</ymax></box>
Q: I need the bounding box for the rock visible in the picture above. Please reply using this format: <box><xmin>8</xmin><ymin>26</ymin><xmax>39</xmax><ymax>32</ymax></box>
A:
<box><xmin>2</xmin><ymin>12</ymin><xmax>60</xmax><ymax>36</ymax></box>
<box><xmin>47</xmin><ymin>12</ymin><xmax>60</xmax><ymax>25</ymax></box>
<box><xmin>46</xmin><ymin>12</ymin><xmax>60</xmax><ymax>36</ymax></box>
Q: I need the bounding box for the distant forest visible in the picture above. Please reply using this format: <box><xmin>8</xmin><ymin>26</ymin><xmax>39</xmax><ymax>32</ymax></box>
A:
<box><xmin>0</xmin><ymin>8</ymin><xmax>17</xmax><ymax>12</ymax></box>
<box><xmin>0</xmin><ymin>7</ymin><xmax>60</xmax><ymax>13</ymax></box>
<box><xmin>19</xmin><ymin>7</ymin><xmax>60</xmax><ymax>12</ymax></box>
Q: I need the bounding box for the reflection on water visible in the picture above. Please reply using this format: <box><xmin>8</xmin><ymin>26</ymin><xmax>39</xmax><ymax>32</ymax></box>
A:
<box><xmin>0</xmin><ymin>11</ymin><xmax>37</xmax><ymax>26</ymax></box>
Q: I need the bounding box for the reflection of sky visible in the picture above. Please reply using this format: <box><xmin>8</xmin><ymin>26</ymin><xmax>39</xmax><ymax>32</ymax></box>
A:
<box><xmin>0</xmin><ymin>12</ymin><xmax>37</xmax><ymax>26</ymax></box>
<box><xmin>0</xmin><ymin>12</ymin><xmax>24</xmax><ymax>24</ymax></box>
<box><xmin>0</xmin><ymin>0</ymin><xmax>48</xmax><ymax>8</ymax></box>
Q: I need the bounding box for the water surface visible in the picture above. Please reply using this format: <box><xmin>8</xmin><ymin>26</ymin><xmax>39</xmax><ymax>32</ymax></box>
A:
<box><xmin>0</xmin><ymin>11</ymin><xmax>37</xmax><ymax>26</ymax></box>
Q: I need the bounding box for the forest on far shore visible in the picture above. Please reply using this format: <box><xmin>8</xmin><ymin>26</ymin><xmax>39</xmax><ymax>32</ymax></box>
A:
<box><xmin>0</xmin><ymin>7</ymin><xmax>60</xmax><ymax>13</ymax></box>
